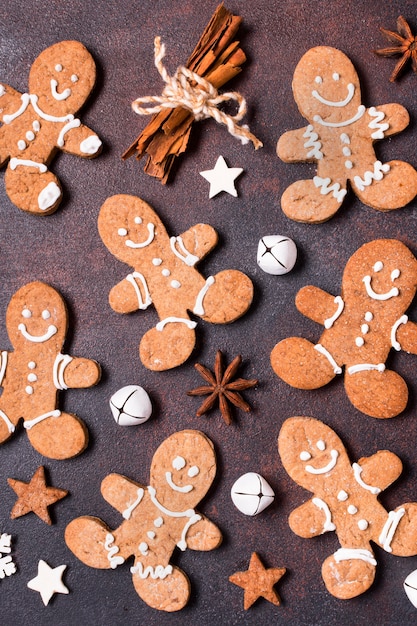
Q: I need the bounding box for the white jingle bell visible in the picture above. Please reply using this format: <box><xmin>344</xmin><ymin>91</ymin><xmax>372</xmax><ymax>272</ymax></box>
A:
<box><xmin>231</xmin><ymin>472</ymin><xmax>275</xmax><ymax>516</ymax></box>
<box><xmin>110</xmin><ymin>385</ymin><xmax>152</xmax><ymax>426</ymax></box>
<box><xmin>257</xmin><ymin>235</ymin><xmax>297</xmax><ymax>275</ymax></box>
<box><xmin>404</xmin><ymin>569</ymin><xmax>417</xmax><ymax>608</ymax></box>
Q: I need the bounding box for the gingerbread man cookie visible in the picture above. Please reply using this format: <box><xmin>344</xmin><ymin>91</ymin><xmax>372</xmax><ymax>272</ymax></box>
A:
<box><xmin>279</xmin><ymin>416</ymin><xmax>417</xmax><ymax>599</ymax></box>
<box><xmin>65</xmin><ymin>430</ymin><xmax>222</xmax><ymax>612</ymax></box>
<box><xmin>277</xmin><ymin>46</ymin><xmax>417</xmax><ymax>223</ymax></box>
<box><xmin>0</xmin><ymin>40</ymin><xmax>102</xmax><ymax>215</ymax></box>
<box><xmin>98</xmin><ymin>194</ymin><xmax>253</xmax><ymax>371</ymax></box>
<box><xmin>271</xmin><ymin>239</ymin><xmax>417</xmax><ymax>418</ymax></box>
<box><xmin>0</xmin><ymin>281</ymin><xmax>101</xmax><ymax>459</ymax></box>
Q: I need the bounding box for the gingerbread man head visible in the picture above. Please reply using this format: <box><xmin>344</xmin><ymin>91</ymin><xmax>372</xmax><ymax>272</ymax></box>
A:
<box><xmin>28</xmin><ymin>40</ymin><xmax>96</xmax><ymax>117</ymax></box>
<box><xmin>149</xmin><ymin>429</ymin><xmax>217</xmax><ymax>512</ymax></box>
<box><xmin>6</xmin><ymin>281</ymin><xmax>67</xmax><ymax>352</ymax></box>
<box><xmin>292</xmin><ymin>46</ymin><xmax>362</xmax><ymax>127</ymax></box>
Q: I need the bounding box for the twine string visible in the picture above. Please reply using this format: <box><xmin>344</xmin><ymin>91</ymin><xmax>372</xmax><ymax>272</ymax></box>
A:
<box><xmin>132</xmin><ymin>37</ymin><xmax>262</xmax><ymax>149</ymax></box>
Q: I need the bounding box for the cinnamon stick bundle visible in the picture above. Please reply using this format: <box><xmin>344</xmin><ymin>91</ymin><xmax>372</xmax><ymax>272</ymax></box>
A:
<box><xmin>122</xmin><ymin>4</ymin><xmax>250</xmax><ymax>183</ymax></box>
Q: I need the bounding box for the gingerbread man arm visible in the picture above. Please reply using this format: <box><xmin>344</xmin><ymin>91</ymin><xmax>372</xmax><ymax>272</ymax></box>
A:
<box><xmin>277</xmin><ymin>127</ymin><xmax>316</xmax><ymax>162</ymax></box>
<box><xmin>289</xmin><ymin>499</ymin><xmax>330</xmax><ymax>538</ymax></box>
<box><xmin>174</xmin><ymin>224</ymin><xmax>218</xmax><ymax>264</ymax></box>
<box><xmin>371</xmin><ymin>104</ymin><xmax>409</xmax><ymax>137</ymax></box>
<box><xmin>356</xmin><ymin>451</ymin><xmax>402</xmax><ymax>492</ymax></box>
<box><xmin>62</xmin><ymin>357</ymin><xmax>101</xmax><ymax>388</ymax></box>
<box><xmin>296</xmin><ymin>285</ymin><xmax>339</xmax><ymax>325</ymax></box>
<box><xmin>59</xmin><ymin>122</ymin><xmax>102</xmax><ymax>158</ymax></box>
<box><xmin>184</xmin><ymin>513</ymin><xmax>222</xmax><ymax>551</ymax></box>
<box><xmin>101</xmin><ymin>473</ymin><xmax>146</xmax><ymax>514</ymax></box>
<box><xmin>109</xmin><ymin>275</ymin><xmax>151</xmax><ymax>314</ymax></box>
<box><xmin>396</xmin><ymin>319</ymin><xmax>417</xmax><ymax>355</ymax></box>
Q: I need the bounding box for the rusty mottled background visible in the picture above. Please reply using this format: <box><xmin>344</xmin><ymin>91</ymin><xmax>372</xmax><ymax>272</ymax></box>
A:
<box><xmin>1</xmin><ymin>1</ymin><xmax>417</xmax><ymax>624</ymax></box>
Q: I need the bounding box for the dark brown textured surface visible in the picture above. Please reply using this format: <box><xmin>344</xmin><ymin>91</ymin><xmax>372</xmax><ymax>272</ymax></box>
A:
<box><xmin>1</xmin><ymin>0</ymin><xmax>417</xmax><ymax>624</ymax></box>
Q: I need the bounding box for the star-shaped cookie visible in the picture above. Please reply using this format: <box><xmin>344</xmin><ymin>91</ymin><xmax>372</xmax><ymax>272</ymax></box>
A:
<box><xmin>27</xmin><ymin>560</ymin><xmax>69</xmax><ymax>606</ymax></box>
<box><xmin>200</xmin><ymin>155</ymin><xmax>243</xmax><ymax>198</ymax></box>
<box><xmin>229</xmin><ymin>552</ymin><xmax>286</xmax><ymax>609</ymax></box>
<box><xmin>8</xmin><ymin>466</ymin><xmax>68</xmax><ymax>525</ymax></box>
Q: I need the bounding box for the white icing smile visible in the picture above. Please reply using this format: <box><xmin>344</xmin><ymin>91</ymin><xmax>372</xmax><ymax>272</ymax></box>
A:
<box><xmin>125</xmin><ymin>223</ymin><xmax>155</xmax><ymax>249</ymax></box>
<box><xmin>165</xmin><ymin>471</ymin><xmax>193</xmax><ymax>493</ymax></box>
<box><xmin>362</xmin><ymin>275</ymin><xmax>399</xmax><ymax>301</ymax></box>
<box><xmin>312</xmin><ymin>82</ymin><xmax>355</xmax><ymax>107</ymax></box>
<box><xmin>305</xmin><ymin>449</ymin><xmax>339</xmax><ymax>474</ymax></box>
<box><xmin>50</xmin><ymin>79</ymin><xmax>71</xmax><ymax>101</ymax></box>
<box><xmin>18</xmin><ymin>323</ymin><xmax>58</xmax><ymax>343</ymax></box>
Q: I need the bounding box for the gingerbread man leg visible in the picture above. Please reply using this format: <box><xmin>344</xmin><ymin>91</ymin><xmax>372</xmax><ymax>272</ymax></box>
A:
<box><xmin>344</xmin><ymin>368</ymin><xmax>408</xmax><ymax>418</ymax></box>
<box><xmin>271</xmin><ymin>337</ymin><xmax>338</xmax><ymax>388</ymax></box>
<box><xmin>322</xmin><ymin>549</ymin><xmax>376</xmax><ymax>599</ymax></box>
<box><xmin>352</xmin><ymin>160</ymin><xmax>417</xmax><ymax>211</ymax></box>
<box><xmin>25</xmin><ymin>411</ymin><xmax>88</xmax><ymax>459</ymax></box>
<box><xmin>131</xmin><ymin>564</ymin><xmax>190</xmax><ymax>612</ymax></box>
<box><xmin>199</xmin><ymin>270</ymin><xmax>254</xmax><ymax>324</ymax></box>
<box><xmin>4</xmin><ymin>165</ymin><xmax>62</xmax><ymax>215</ymax></box>
<box><xmin>281</xmin><ymin>179</ymin><xmax>347</xmax><ymax>224</ymax></box>
<box><xmin>140</xmin><ymin>321</ymin><xmax>197</xmax><ymax>371</ymax></box>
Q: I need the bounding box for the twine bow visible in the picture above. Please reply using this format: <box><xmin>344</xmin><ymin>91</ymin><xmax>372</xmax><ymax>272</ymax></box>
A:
<box><xmin>132</xmin><ymin>37</ymin><xmax>263</xmax><ymax>149</ymax></box>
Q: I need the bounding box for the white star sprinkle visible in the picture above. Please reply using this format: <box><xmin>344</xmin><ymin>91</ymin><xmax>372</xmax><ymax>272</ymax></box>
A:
<box><xmin>200</xmin><ymin>155</ymin><xmax>243</xmax><ymax>198</ymax></box>
<box><xmin>27</xmin><ymin>559</ymin><xmax>69</xmax><ymax>606</ymax></box>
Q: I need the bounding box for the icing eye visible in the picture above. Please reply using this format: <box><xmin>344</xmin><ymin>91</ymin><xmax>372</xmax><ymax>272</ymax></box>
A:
<box><xmin>373</xmin><ymin>261</ymin><xmax>383</xmax><ymax>272</ymax></box>
<box><xmin>300</xmin><ymin>450</ymin><xmax>311</xmax><ymax>461</ymax></box>
<box><xmin>391</xmin><ymin>269</ymin><xmax>400</xmax><ymax>280</ymax></box>
<box><xmin>316</xmin><ymin>440</ymin><xmax>326</xmax><ymax>451</ymax></box>
<box><xmin>333</xmin><ymin>72</ymin><xmax>340</xmax><ymax>81</ymax></box>
<box><xmin>118</xmin><ymin>228</ymin><xmax>128</xmax><ymax>237</ymax></box>
<box><xmin>71</xmin><ymin>74</ymin><xmax>78</xmax><ymax>83</ymax></box>
<box><xmin>42</xmin><ymin>310</ymin><xmax>51</xmax><ymax>320</ymax></box>
<box><xmin>22</xmin><ymin>308</ymin><xmax>32</xmax><ymax>319</ymax></box>
<box><xmin>314</xmin><ymin>76</ymin><xmax>322</xmax><ymax>84</ymax></box>
<box><xmin>187</xmin><ymin>466</ymin><xmax>199</xmax><ymax>477</ymax></box>
<box><xmin>172</xmin><ymin>456</ymin><xmax>186</xmax><ymax>471</ymax></box>
<box><xmin>134</xmin><ymin>216</ymin><xmax>143</xmax><ymax>224</ymax></box>
<box><xmin>55</xmin><ymin>64</ymin><xmax>63</xmax><ymax>72</ymax></box>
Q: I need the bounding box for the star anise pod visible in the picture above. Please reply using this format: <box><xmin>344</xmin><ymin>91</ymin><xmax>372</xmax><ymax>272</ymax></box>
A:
<box><xmin>187</xmin><ymin>350</ymin><xmax>258</xmax><ymax>425</ymax></box>
<box><xmin>374</xmin><ymin>16</ymin><xmax>417</xmax><ymax>82</ymax></box>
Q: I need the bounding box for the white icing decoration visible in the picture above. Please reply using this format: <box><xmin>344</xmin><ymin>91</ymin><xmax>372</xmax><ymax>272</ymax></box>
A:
<box><xmin>340</xmin><ymin>133</ymin><xmax>350</xmax><ymax>144</ymax></box>
<box><xmin>3</xmin><ymin>93</ymin><xmax>30</xmax><ymax>124</ymax></box>
<box><xmin>33</xmin><ymin>120</ymin><xmax>40</xmax><ymax>132</ymax></box>
<box><xmin>303</xmin><ymin>125</ymin><xmax>323</xmax><ymax>159</ymax></box>
<box><xmin>355</xmin><ymin>337</ymin><xmax>365</xmax><ymax>347</ymax></box>
<box><xmin>352</xmin><ymin>462</ymin><xmax>381</xmax><ymax>494</ymax></box>
<box><xmin>348</xmin><ymin>363</ymin><xmax>385</xmax><ymax>375</ymax></box>
<box><xmin>305</xmin><ymin>449</ymin><xmax>339</xmax><ymax>475</ymax></box>
<box><xmin>154</xmin><ymin>517</ymin><xmax>163</xmax><ymax>528</ymax></box>
<box><xmin>314</xmin><ymin>105</ymin><xmax>365</xmax><ymax>127</ymax></box>
<box><xmin>122</xmin><ymin>489</ymin><xmax>144</xmax><ymax>519</ymax></box>
<box><xmin>312</xmin><ymin>497</ymin><xmax>336</xmax><ymax>532</ymax></box>
<box><xmin>363</xmin><ymin>275</ymin><xmax>399</xmax><ymax>300</ymax></box>
<box><xmin>26</xmin><ymin>130</ymin><xmax>35</xmax><ymax>141</ymax></box>
<box><xmin>80</xmin><ymin>135</ymin><xmax>102</xmax><ymax>154</ymax></box>
<box><xmin>42</xmin><ymin>310</ymin><xmax>51</xmax><ymax>319</ymax></box>
<box><xmin>118</xmin><ymin>228</ymin><xmax>127</xmax><ymax>236</ymax></box>
<box><xmin>333</xmin><ymin>548</ymin><xmax>377</xmax><ymax>566</ymax></box>
<box><xmin>27</xmin><ymin>373</ymin><xmax>37</xmax><ymax>383</ymax></box>
<box><xmin>337</xmin><ymin>490</ymin><xmax>348</xmax><ymax>501</ymax></box>
<box><xmin>30</xmin><ymin>94</ymin><xmax>74</xmax><ymax>123</ymax></box>
<box><xmin>126</xmin><ymin>272</ymin><xmax>152</xmax><ymax>310</ymax></box>
<box><xmin>170</xmin><ymin>236</ymin><xmax>199</xmax><ymax>266</ymax></box>
<box><xmin>315</xmin><ymin>76</ymin><xmax>322</xmax><ymax>84</ymax></box>
<box><xmin>373</xmin><ymin>261</ymin><xmax>383</xmax><ymax>272</ymax></box>
<box><xmin>53</xmin><ymin>353</ymin><xmax>73</xmax><ymax>391</ymax></box>
<box><xmin>152</xmin><ymin>258</ymin><xmax>162</xmax><ymax>266</ymax></box>
<box><xmin>348</xmin><ymin>504</ymin><xmax>358</xmax><ymax>515</ymax></box>
<box><xmin>342</xmin><ymin>146</ymin><xmax>351</xmax><ymax>156</ymax></box>
<box><xmin>316</xmin><ymin>440</ymin><xmax>326</xmax><ymax>451</ymax></box>
<box><xmin>125</xmin><ymin>223</ymin><xmax>155</xmax><ymax>248</ymax></box>
<box><xmin>177</xmin><ymin>514</ymin><xmax>202</xmax><ymax>551</ymax></box>
<box><xmin>300</xmin><ymin>451</ymin><xmax>311</xmax><ymax>461</ymax></box>
<box><xmin>313</xmin><ymin>176</ymin><xmax>347</xmax><ymax>203</ymax></box>
<box><xmin>172</xmin><ymin>456</ymin><xmax>186</xmax><ymax>470</ymax></box>
<box><xmin>361</xmin><ymin>324</ymin><xmax>369</xmax><ymax>334</ymax></box>
<box><xmin>365</xmin><ymin>311</ymin><xmax>373</xmax><ymax>322</ymax></box>
<box><xmin>57</xmin><ymin>118</ymin><xmax>81</xmax><ymax>147</ymax></box>
<box><xmin>193</xmin><ymin>276</ymin><xmax>215</xmax><ymax>315</ymax></box>
<box><xmin>104</xmin><ymin>533</ymin><xmax>125</xmax><ymax>569</ymax></box>
<box><xmin>165</xmin><ymin>471</ymin><xmax>193</xmax><ymax>493</ymax></box>
<box><xmin>23</xmin><ymin>409</ymin><xmax>61</xmax><ymax>430</ymax></box>
<box><xmin>0</xmin><ymin>409</ymin><xmax>15</xmax><ymax>434</ymax></box>
<box><xmin>188</xmin><ymin>465</ymin><xmax>199</xmax><ymax>477</ymax></box>
<box><xmin>358</xmin><ymin>519</ymin><xmax>369</xmax><ymax>530</ymax></box>
<box><xmin>134</xmin><ymin>216</ymin><xmax>142</xmax><ymax>224</ymax></box>
<box><xmin>0</xmin><ymin>351</ymin><xmax>8</xmax><ymax>386</ymax></box>
<box><xmin>55</xmin><ymin>64</ymin><xmax>62</xmax><ymax>72</ymax></box>
<box><xmin>147</xmin><ymin>531</ymin><xmax>156</xmax><ymax>540</ymax></box>
<box><xmin>391</xmin><ymin>314</ymin><xmax>408</xmax><ymax>351</ymax></box>
<box><xmin>0</xmin><ymin>85</ymin><xmax>5</xmax><ymax>96</ymax></box>
<box><xmin>391</xmin><ymin>269</ymin><xmax>400</xmax><ymax>280</ymax></box>
<box><xmin>354</xmin><ymin>161</ymin><xmax>390</xmax><ymax>191</ymax></box>
<box><xmin>50</xmin><ymin>79</ymin><xmax>71</xmax><ymax>101</ymax></box>
<box><xmin>324</xmin><ymin>296</ymin><xmax>344</xmax><ymax>329</ymax></box>
<box><xmin>18</xmin><ymin>322</ymin><xmax>57</xmax><ymax>343</ymax></box>
<box><xmin>38</xmin><ymin>182</ymin><xmax>61</xmax><ymax>211</ymax></box>
<box><xmin>130</xmin><ymin>562</ymin><xmax>173</xmax><ymax>580</ymax></box>
<box><xmin>368</xmin><ymin>106</ymin><xmax>389</xmax><ymax>139</ymax></box>
<box><xmin>28</xmin><ymin>361</ymin><xmax>36</xmax><ymax>369</ymax></box>
<box><xmin>148</xmin><ymin>485</ymin><xmax>194</xmax><ymax>519</ymax></box>
<box><xmin>170</xmin><ymin>280</ymin><xmax>181</xmax><ymax>289</ymax></box>
<box><xmin>25</xmin><ymin>385</ymin><xmax>33</xmax><ymax>395</ymax></box>
<box><xmin>162</xmin><ymin>269</ymin><xmax>170</xmax><ymax>277</ymax></box>
<box><xmin>156</xmin><ymin>317</ymin><xmax>197</xmax><ymax>331</ymax></box>
<box><xmin>17</xmin><ymin>140</ymin><xmax>26</xmax><ymax>150</ymax></box>
<box><xmin>314</xmin><ymin>344</ymin><xmax>342</xmax><ymax>374</ymax></box>
<box><xmin>333</xmin><ymin>72</ymin><xmax>340</xmax><ymax>81</ymax></box>
<box><xmin>379</xmin><ymin>508</ymin><xmax>405</xmax><ymax>552</ymax></box>
<box><xmin>22</xmin><ymin>308</ymin><xmax>31</xmax><ymax>318</ymax></box>
<box><xmin>139</xmin><ymin>542</ymin><xmax>149</xmax><ymax>555</ymax></box>
<box><xmin>312</xmin><ymin>82</ymin><xmax>355</xmax><ymax>107</ymax></box>
<box><xmin>10</xmin><ymin>158</ymin><xmax>47</xmax><ymax>172</ymax></box>
<box><xmin>71</xmin><ymin>74</ymin><xmax>78</xmax><ymax>83</ymax></box>
<box><xmin>345</xmin><ymin>160</ymin><xmax>353</xmax><ymax>169</ymax></box>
